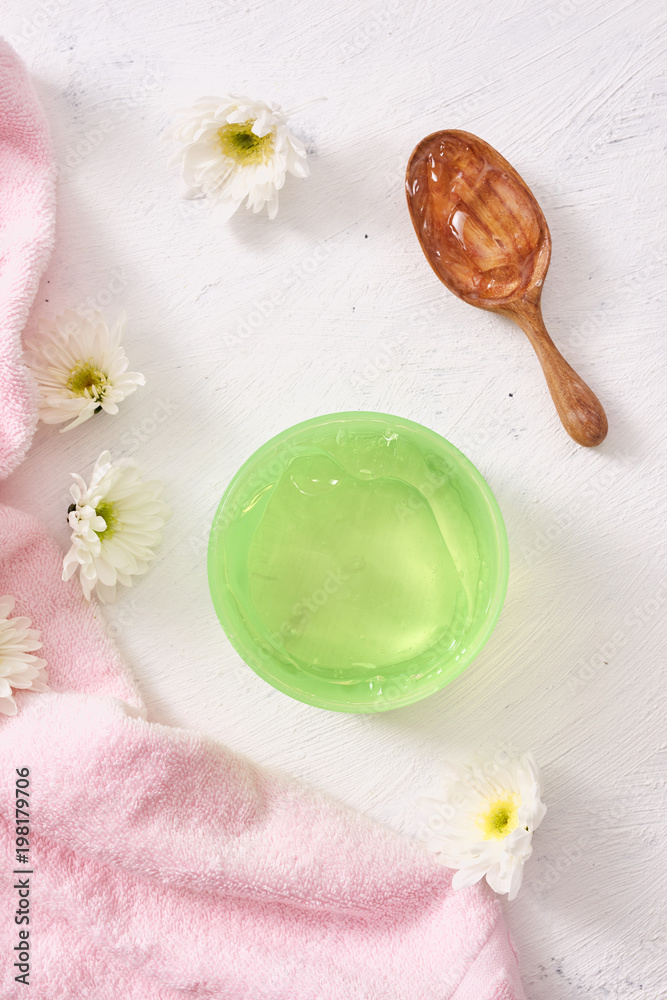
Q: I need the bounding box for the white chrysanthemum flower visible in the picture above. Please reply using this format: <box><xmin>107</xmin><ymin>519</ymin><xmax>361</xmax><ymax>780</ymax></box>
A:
<box><xmin>62</xmin><ymin>451</ymin><xmax>171</xmax><ymax>604</ymax></box>
<box><xmin>418</xmin><ymin>753</ymin><xmax>547</xmax><ymax>901</ymax></box>
<box><xmin>164</xmin><ymin>94</ymin><xmax>310</xmax><ymax>220</ymax></box>
<box><xmin>24</xmin><ymin>310</ymin><xmax>145</xmax><ymax>432</ymax></box>
<box><xmin>0</xmin><ymin>596</ymin><xmax>49</xmax><ymax>716</ymax></box>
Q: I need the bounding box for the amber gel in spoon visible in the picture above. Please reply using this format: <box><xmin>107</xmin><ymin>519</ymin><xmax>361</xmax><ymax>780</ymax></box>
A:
<box><xmin>406</xmin><ymin>130</ymin><xmax>608</xmax><ymax>447</ymax></box>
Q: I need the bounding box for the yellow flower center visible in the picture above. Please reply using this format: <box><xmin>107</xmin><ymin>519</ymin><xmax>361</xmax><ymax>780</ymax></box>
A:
<box><xmin>66</xmin><ymin>360</ymin><xmax>108</xmax><ymax>398</ymax></box>
<box><xmin>477</xmin><ymin>793</ymin><xmax>520</xmax><ymax>840</ymax></box>
<box><xmin>216</xmin><ymin>120</ymin><xmax>275</xmax><ymax>165</ymax></box>
<box><xmin>95</xmin><ymin>501</ymin><xmax>118</xmax><ymax>541</ymax></box>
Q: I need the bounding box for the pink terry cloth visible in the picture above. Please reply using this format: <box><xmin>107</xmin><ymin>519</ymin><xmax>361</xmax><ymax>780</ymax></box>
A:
<box><xmin>0</xmin><ymin>504</ymin><xmax>527</xmax><ymax>999</ymax></box>
<box><xmin>0</xmin><ymin>41</ymin><xmax>526</xmax><ymax>1000</ymax></box>
<box><xmin>0</xmin><ymin>39</ymin><xmax>56</xmax><ymax>479</ymax></box>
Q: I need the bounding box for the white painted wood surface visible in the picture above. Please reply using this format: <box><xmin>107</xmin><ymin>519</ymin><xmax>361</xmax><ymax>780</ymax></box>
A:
<box><xmin>2</xmin><ymin>0</ymin><xmax>666</xmax><ymax>995</ymax></box>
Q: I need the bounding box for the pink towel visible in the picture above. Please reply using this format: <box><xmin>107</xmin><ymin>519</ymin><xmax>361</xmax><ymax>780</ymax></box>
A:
<box><xmin>0</xmin><ymin>42</ymin><xmax>526</xmax><ymax>999</ymax></box>
<box><xmin>0</xmin><ymin>505</ymin><xmax>526</xmax><ymax>999</ymax></box>
<box><xmin>0</xmin><ymin>39</ymin><xmax>55</xmax><ymax>479</ymax></box>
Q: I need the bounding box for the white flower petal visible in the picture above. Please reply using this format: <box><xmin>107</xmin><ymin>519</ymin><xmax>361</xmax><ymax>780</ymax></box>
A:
<box><xmin>165</xmin><ymin>94</ymin><xmax>312</xmax><ymax>221</ymax></box>
<box><xmin>451</xmin><ymin>866</ymin><xmax>487</xmax><ymax>890</ymax></box>
<box><xmin>25</xmin><ymin>311</ymin><xmax>145</xmax><ymax>430</ymax></box>
<box><xmin>0</xmin><ymin>603</ymin><xmax>49</xmax><ymax>715</ymax></box>
<box><xmin>419</xmin><ymin>751</ymin><xmax>546</xmax><ymax>902</ymax></box>
<box><xmin>62</xmin><ymin>452</ymin><xmax>171</xmax><ymax>603</ymax></box>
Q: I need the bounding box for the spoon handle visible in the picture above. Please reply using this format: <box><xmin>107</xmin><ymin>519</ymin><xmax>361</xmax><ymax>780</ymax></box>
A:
<box><xmin>511</xmin><ymin>303</ymin><xmax>608</xmax><ymax>447</ymax></box>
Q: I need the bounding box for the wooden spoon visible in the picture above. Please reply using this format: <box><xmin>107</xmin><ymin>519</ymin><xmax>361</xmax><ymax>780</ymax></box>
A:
<box><xmin>405</xmin><ymin>129</ymin><xmax>608</xmax><ymax>447</ymax></box>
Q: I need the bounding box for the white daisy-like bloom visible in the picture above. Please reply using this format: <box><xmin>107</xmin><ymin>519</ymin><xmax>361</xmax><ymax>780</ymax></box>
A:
<box><xmin>24</xmin><ymin>310</ymin><xmax>145</xmax><ymax>432</ymax></box>
<box><xmin>63</xmin><ymin>451</ymin><xmax>171</xmax><ymax>604</ymax></box>
<box><xmin>0</xmin><ymin>596</ymin><xmax>50</xmax><ymax>716</ymax></box>
<box><xmin>418</xmin><ymin>752</ymin><xmax>547</xmax><ymax>901</ymax></box>
<box><xmin>164</xmin><ymin>94</ymin><xmax>311</xmax><ymax>220</ymax></box>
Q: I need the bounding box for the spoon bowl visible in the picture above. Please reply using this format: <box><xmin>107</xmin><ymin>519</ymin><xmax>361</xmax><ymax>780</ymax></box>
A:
<box><xmin>406</xmin><ymin>129</ymin><xmax>607</xmax><ymax>447</ymax></box>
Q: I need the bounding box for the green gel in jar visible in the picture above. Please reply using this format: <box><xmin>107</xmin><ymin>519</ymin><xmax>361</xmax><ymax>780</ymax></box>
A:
<box><xmin>208</xmin><ymin>412</ymin><xmax>508</xmax><ymax>712</ymax></box>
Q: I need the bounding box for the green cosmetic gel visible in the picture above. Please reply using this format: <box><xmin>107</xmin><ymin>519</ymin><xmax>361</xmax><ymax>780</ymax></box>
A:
<box><xmin>208</xmin><ymin>413</ymin><xmax>508</xmax><ymax>712</ymax></box>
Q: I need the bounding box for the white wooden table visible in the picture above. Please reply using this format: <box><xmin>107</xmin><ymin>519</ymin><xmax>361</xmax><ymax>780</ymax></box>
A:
<box><xmin>3</xmin><ymin>0</ymin><xmax>666</xmax><ymax>995</ymax></box>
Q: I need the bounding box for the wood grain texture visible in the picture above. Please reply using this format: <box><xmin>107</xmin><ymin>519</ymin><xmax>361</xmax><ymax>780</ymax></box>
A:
<box><xmin>406</xmin><ymin>129</ymin><xmax>608</xmax><ymax>446</ymax></box>
<box><xmin>1</xmin><ymin>0</ymin><xmax>665</xmax><ymax>997</ymax></box>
